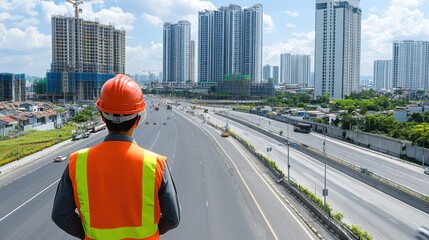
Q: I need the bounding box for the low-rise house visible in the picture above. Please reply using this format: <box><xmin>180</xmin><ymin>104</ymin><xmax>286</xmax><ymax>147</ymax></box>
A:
<box><xmin>0</xmin><ymin>115</ymin><xmax>18</xmax><ymax>137</ymax></box>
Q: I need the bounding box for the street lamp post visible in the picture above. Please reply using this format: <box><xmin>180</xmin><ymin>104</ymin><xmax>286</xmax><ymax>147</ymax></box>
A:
<box><xmin>323</xmin><ymin>136</ymin><xmax>328</xmax><ymax>213</ymax></box>
<box><xmin>423</xmin><ymin>141</ymin><xmax>426</xmax><ymax>167</ymax></box>
<box><xmin>287</xmin><ymin>119</ymin><xmax>290</xmax><ymax>182</ymax></box>
<box><xmin>267</xmin><ymin>147</ymin><xmax>272</xmax><ymax>161</ymax></box>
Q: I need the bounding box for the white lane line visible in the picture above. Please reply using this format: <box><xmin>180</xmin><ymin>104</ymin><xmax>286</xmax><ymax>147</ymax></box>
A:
<box><xmin>229</xmin><ymin>139</ymin><xmax>316</xmax><ymax>240</ymax></box>
<box><xmin>0</xmin><ymin>179</ymin><xmax>60</xmax><ymax>222</ymax></box>
<box><xmin>388</xmin><ymin>218</ymin><xmax>399</xmax><ymax>224</ymax></box>
<box><xmin>176</xmin><ymin>110</ymin><xmax>280</xmax><ymax>239</ymax></box>
<box><xmin>149</xmin><ymin>128</ymin><xmax>161</xmax><ymax>151</ymax></box>
<box><xmin>204</xmin><ymin>129</ymin><xmax>280</xmax><ymax>240</ymax></box>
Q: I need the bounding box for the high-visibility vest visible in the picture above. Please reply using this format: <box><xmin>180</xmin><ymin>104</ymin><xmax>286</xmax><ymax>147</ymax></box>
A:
<box><xmin>68</xmin><ymin>142</ymin><xmax>166</xmax><ymax>240</ymax></box>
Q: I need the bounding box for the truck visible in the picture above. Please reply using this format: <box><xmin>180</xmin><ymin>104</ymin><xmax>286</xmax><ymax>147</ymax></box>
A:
<box><xmin>294</xmin><ymin>122</ymin><xmax>312</xmax><ymax>133</ymax></box>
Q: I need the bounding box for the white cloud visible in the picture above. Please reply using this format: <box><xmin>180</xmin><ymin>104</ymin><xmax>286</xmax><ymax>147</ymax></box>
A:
<box><xmin>142</xmin><ymin>0</ymin><xmax>216</xmax><ymax>17</ymax></box>
<box><xmin>40</xmin><ymin>1</ymin><xmax>69</xmax><ymax>21</ymax></box>
<box><xmin>361</xmin><ymin>2</ymin><xmax>429</xmax><ymax>75</ymax></box>
<box><xmin>40</xmin><ymin>1</ymin><xmax>135</xmax><ymax>31</ymax></box>
<box><xmin>142</xmin><ymin>13</ymin><xmax>163</xmax><ymax>27</ymax></box>
<box><xmin>263</xmin><ymin>31</ymin><xmax>315</xmax><ymax>66</ymax></box>
<box><xmin>284</xmin><ymin>10</ymin><xmax>299</xmax><ymax>17</ymax></box>
<box><xmin>13</xmin><ymin>17</ymin><xmax>40</xmax><ymax>29</ymax></box>
<box><xmin>126</xmin><ymin>42</ymin><xmax>163</xmax><ymax>75</ymax></box>
<box><xmin>391</xmin><ymin>0</ymin><xmax>423</xmax><ymax>7</ymax></box>
<box><xmin>86</xmin><ymin>7</ymin><xmax>136</xmax><ymax>31</ymax></box>
<box><xmin>0</xmin><ymin>24</ymin><xmax>50</xmax><ymax>50</ymax></box>
<box><xmin>285</xmin><ymin>23</ymin><xmax>296</xmax><ymax>28</ymax></box>
<box><xmin>263</xmin><ymin>13</ymin><xmax>274</xmax><ymax>33</ymax></box>
<box><xmin>0</xmin><ymin>0</ymin><xmax>38</xmax><ymax>16</ymax></box>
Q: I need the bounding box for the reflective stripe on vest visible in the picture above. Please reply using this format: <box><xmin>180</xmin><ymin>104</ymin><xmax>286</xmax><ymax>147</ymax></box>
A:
<box><xmin>75</xmin><ymin>148</ymin><xmax>158</xmax><ymax>239</ymax></box>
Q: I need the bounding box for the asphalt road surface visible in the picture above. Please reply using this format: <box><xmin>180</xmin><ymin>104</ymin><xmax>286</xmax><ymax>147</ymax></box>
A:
<box><xmin>0</xmin><ymin>99</ymin><xmax>318</xmax><ymax>240</ymax></box>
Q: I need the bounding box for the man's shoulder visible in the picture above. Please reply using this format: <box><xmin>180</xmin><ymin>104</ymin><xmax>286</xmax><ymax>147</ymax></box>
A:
<box><xmin>143</xmin><ymin>149</ymin><xmax>167</xmax><ymax>162</ymax></box>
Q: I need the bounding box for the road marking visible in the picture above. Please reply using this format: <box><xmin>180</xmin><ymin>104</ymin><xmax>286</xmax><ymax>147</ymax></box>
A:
<box><xmin>388</xmin><ymin>218</ymin><xmax>399</xmax><ymax>224</ymax></box>
<box><xmin>229</xmin><ymin>139</ymin><xmax>316</xmax><ymax>240</ymax></box>
<box><xmin>149</xmin><ymin>128</ymin><xmax>161</xmax><ymax>151</ymax></box>
<box><xmin>0</xmin><ymin>179</ymin><xmax>60</xmax><ymax>222</ymax></box>
<box><xmin>204</xmin><ymin>129</ymin><xmax>280</xmax><ymax>240</ymax></box>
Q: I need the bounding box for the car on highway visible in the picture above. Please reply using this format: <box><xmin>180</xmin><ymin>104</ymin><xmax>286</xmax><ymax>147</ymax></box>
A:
<box><xmin>424</xmin><ymin>167</ymin><xmax>429</xmax><ymax>175</ymax></box>
<box><xmin>72</xmin><ymin>134</ymin><xmax>83</xmax><ymax>141</ymax></box>
<box><xmin>416</xmin><ymin>226</ymin><xmax>429</xmax><ymax>239</ymax></box>
<box><xmin>54</xmin><ymin>155</ymin><xmax>67</xmax><ymax>162</ymax></box>
<box><xmin>220</xmin><ymin>131</ymin><xmax>229</xmax><ymax>138</ymax></box>
<box><xmin>163</xmin><ymin>122</ymin><xmax>166</xmax><ymax>125</ymax></box>
<box><xmin>145</xmin><ymin>121</ymin><xmax>149</xmax><ymax>124</ymax></box>
<box><xmin>153</xmin><ymin>122</ymin><xmax>157</xmax><ymax>125</ymax></box>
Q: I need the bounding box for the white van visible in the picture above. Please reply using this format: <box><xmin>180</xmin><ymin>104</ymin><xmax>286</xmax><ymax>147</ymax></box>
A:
<box><xmin>417</xmin><ymin>226</ymin><xmax>429</xmax><ymax>240</ymax></box>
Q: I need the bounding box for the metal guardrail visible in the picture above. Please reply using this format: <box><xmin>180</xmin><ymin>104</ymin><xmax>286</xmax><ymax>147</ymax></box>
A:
<box><xmin>217</xmin><ymin>112</ymin><xmax>429</xmax><ymax>214</ymax></box>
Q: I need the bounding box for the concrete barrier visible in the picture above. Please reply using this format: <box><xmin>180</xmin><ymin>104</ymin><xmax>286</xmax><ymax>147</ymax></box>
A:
<box><xmin>217</xmin><ymin>112</ymin><xmax>429</xmax><ymax>215</ymax></box>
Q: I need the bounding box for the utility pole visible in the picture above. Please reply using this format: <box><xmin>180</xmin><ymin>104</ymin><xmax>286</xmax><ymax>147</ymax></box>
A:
<box><xmin>323</xmin><ymin>136</ymin><xmax>328</xmax><ymax>213</ymax></box>
<box><xmin>287</xmin><ymin>119</ymin><xmax>290</xmax><ymax>182</ymax></box>
<box><xmin>423</xmin><ymin>141</ymin><xmax>426</xmax><ymax>167</ymax></box>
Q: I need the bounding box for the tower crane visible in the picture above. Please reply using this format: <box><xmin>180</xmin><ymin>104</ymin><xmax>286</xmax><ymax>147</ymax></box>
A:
<box><xmin>66</xmin><ymin>0</ymin><xmax>84</xmax><ymax>18</ymax></box>
<box><xmin>66</xmin><ymin>0</ymin><xmax>106</xmax><ymax>19</ymax></box>
<box><xmin>142</xmin><ymin>69</ymin><xmax>161</xmax><ymax>82</ymax></box>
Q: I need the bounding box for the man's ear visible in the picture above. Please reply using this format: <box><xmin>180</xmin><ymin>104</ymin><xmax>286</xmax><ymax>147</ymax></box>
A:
<box><xmin>101</xmin><ymin>113</ymin><xmax>106</xmax><ymax>123</ymax></box>
<box><xmin>134</xmin><ymin>115</ymin><xmax>141</xmax><ymax>127</ymax></box>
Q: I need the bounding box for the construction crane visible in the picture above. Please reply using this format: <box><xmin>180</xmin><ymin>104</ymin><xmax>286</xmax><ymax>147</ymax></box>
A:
<box><xmin>66</xmin><ymin>0</ymin><xmax>83</xmax><ymax>18</ymax></box>
<box><xmin>142</xmin><ymin>69</ymin><xmax>161</xmax><ymax>82</ymax></box>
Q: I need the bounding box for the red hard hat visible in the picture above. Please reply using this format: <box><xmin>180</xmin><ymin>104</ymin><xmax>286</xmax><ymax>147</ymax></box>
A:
<box><xmin>96</xmin><ymin>74</ymin><xmax>146</xmax><ymax>115</ymax></box>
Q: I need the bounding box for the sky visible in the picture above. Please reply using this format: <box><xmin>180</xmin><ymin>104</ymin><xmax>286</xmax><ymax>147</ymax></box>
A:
<box><xmin>0</xmin><ymin>0</ymin><xmax>428</xmax><ymax>78</ymax></box>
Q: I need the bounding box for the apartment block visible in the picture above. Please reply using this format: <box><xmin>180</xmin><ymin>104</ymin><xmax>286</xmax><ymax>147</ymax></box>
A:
<box><xmin>0</xmin><ymin>73</ymin><xmax>26</xmax><ymax>102</ymax></box>
<box><xmin>280</xmin><ymin>53</ymin><xmax>311</xmax><ymax>86</ymax></box>
<box><xmin>373</xmin><ymin>60</ymin><xmax>392</xmax><ymax>90</ymax></box>
<box><xmin>392</xmin><ymin>40</ymin><xmax>429</xmax><ymax>90</ymax></box>
<box><xmin>163</xmin><ymin>21</ymin><xmax>191</xmax><ymax>84</ymax></box>
<box><xmin>314</xmin><ymin>0</ymin><xmax>362</xmax><ymax>99</ymax></box>
<box><xmin>198</xmin><ymin>4</ymin><xmax>263</xmax><ymax>83</ymax></box>
<box><xmin>47</xmin><ymin>16</ymin><xmax>125</xmax><ymax>101</ymax></box>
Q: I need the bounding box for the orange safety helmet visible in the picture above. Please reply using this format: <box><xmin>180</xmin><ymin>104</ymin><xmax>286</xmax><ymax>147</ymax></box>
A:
<box><xmin>96</xmin><ymin>74</ymin><xmax>146</xmax><ymax>123</ymax></box>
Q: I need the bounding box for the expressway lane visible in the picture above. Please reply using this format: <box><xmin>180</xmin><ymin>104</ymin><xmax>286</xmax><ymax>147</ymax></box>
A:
<box><xmin>226</xmin><ymin>111</ymin><xmax>429</xmax><ymax>196</ymax></box>
<box><xmin>0</xmin><ymin>98</ymin><xmax>318</xmax><ymax>240</ymax></box>
<box><xmin>206</xmin><ymin>110</ymin><xmax>429</xmax><ymax>240</ymax></box>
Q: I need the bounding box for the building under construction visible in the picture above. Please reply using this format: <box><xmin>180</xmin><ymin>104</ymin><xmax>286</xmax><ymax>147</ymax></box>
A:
<box><xmin>47</xmin><ymin>15</ymin><xmax>125</xmax><ymax>102</ymax></box>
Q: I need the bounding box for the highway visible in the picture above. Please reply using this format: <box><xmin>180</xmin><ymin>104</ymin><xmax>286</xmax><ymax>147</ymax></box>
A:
<box><xmin>202</xmin><ymin>107</ymin><xmax>429</xmax><ymax>240</ymax></box>
<box><xmin>0</xmin><ymin>99</ymin><xmax>319</xmax><ymax>240</ymax></box>
<box><xmin>225</xmin><ymin>110</ymin><xmax>429</xmax><ymax>196</ymax></box>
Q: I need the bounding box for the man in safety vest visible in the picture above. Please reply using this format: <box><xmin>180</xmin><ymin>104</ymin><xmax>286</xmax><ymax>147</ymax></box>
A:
<box><xmin>52</xmin><ymin>74</ymin><xmax>180</xmax><ymax>239</ymax></box>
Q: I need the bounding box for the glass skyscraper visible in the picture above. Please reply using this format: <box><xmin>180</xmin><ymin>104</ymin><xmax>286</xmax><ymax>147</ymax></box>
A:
<box><xmin>163</xmin><ymin>21</ymin><xmax>191</xmax><ymax>84</ymax></box>
<box><xmin>198</xmin><ymin>4</ymin><xmax>263</xmax><ymax>83</ymax></box>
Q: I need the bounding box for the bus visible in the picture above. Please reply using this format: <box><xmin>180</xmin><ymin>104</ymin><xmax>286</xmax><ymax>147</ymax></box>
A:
<box><xmin>294</xmin><ymin>122</ymin><xmax>312</xmax><ymax>133</ymax></box>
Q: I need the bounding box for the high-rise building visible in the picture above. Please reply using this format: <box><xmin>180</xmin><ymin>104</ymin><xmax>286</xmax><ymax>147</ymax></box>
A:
<box><xmin>163</xmin><ymin>21</ymin><xmax>191</xmax><ymax>84</ymax></box>
<box><xmin>0</xmin><ymin>73</ymin><xmax>26</xmax><ymax>102</ymax></box>
<box><xmin>280</xmin><ymin>53</ymin><xmax>291</xmax><ymax>84</ymax></box>
<box><xmin>262</xmin><ymin>64</ymin><xmax>271</xmax><ymax>82</ymax></box>
<box><xmin>47</xmin><ymin>16</ymin><xmax>125</xmax><ymax>101</ymax></box>
<box><xmin>373</xmin><ymin>60</ymin><xmax>392</xmax><ymax>90</ymax></box>
<box><xmin>392</xmin><ymin>40</ymin><xmax>429</xmax><ymax>90</ymax></box>
<box><xmin>198</xmin><ymin>4</ymin><xmax>263</xmax><ymax>83</ymax></box>
<box><xmin>190</xmin><ymin>40</ymin><xmax>195</xmax><ymax>83</ymax></box>
<box><xmin>314</xmin><ymin>0</ymin><xmax>362</xmax><ymax>99</ymax></box>
<box><xmin>272</xmin><ymin>66</ymin><xmax>279</xmax><ymax>85</ymax></box>
<box><xmin>280</xmin><ymin>53</ymin><xmax>311</xmax><ymax>86</ymax></box>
